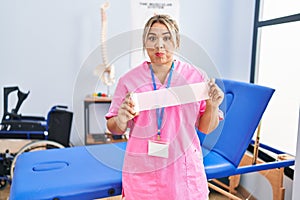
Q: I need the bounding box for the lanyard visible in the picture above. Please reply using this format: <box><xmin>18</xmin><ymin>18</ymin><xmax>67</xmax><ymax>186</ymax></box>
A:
<box><xmin>149</xmin><ymin>62</ymin><xmax>174</xmax><ymax>140</ymax></box>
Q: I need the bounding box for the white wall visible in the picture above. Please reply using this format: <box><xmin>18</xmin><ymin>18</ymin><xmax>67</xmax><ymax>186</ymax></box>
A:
<box><xmin>292</xmin><ymin>108</ymin><xmax>300</xmax><ymax>199</ymax></box>
<box><xmin>0</xmin><ymin>0</ymin><xmax>131</xmax><ymax>145</ymax></box>
<box><xmin>0</xmin><ymin>0</ymin><xmax>254</xmax><ymax>145</ymax></box>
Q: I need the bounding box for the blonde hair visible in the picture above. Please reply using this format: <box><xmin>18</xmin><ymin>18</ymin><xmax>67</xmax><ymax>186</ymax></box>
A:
<box><xmin>142</xmin><ymin>14</ymin><xmax>180</xmax><ymax>52</ymax></box>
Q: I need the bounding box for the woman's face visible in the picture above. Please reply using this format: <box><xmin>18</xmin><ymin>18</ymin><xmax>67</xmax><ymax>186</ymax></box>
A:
<box><xmin>145</xmin><ymin>22</ymin><xmax>176</xmax><ymax>66</ymax></box>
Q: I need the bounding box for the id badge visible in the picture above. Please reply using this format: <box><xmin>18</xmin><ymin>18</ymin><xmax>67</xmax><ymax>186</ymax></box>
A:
<box><xmin>148</xmin><ymin>140</ymin><xmax>169</xmax><ymax>158</ymax></box>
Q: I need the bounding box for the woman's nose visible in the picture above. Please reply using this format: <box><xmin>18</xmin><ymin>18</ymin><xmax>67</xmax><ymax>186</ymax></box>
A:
<box><xmin>155</xmin><ymin>38</ymin><xmax>164</xmax><ymax>49</ymax></box>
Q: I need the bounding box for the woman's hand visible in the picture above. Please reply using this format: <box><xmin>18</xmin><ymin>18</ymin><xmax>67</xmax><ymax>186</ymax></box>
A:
<box><xmin>114</xmin><ymin>93</ymin><xmax>138</xmax><ymax>131</ymax></box>
<box><xmin>207</xmin><ymin>78</ymin><xmax>224</xmax><ymax>108</ymax></box>
<box><xmin>197</xmin><ymin>79</ymin><xmax>224</xmax><ymax>134</ymax></box>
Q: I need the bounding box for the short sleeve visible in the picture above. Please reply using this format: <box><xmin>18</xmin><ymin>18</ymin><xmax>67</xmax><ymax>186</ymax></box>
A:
<box><xmin>105</xmin><ymin>76</ymin><xmax>128</xmax><ymax>119</ymax></box>
<box><xmin>198</xmin><ymin>100</ymin><xmax>224</xmax><ymax>121</ymax></box>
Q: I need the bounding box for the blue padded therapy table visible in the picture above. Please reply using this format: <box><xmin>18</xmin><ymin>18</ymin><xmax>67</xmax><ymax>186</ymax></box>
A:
<box><xmin>10</xmin><ymin>142</ymin><xmax>127</xmax><ymax>200</ymax></box>
<box><xmin>10</xmin><ymin>141</ymin><xmax>294</xmax><ymax>200</ymax></box>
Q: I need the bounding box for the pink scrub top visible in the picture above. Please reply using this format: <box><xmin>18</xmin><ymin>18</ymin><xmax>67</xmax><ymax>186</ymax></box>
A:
<box><xmin>106</xmin><ymin>60</ymin><xmax>210</xmax><ymax>200</ymax></box>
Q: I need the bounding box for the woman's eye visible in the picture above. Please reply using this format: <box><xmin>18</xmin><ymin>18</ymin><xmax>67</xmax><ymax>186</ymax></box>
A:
<box><xmin>163</xmin><ymin>36</ymin><xmax>171</xmax><ymax>41</ymax></box>
<box><xmin>148</xmin><ymin>36</ymin><xmax>156</xmax><ymax>41</ymax></box>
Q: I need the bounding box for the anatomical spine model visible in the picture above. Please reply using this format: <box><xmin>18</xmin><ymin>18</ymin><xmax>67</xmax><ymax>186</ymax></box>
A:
<box><xmin>94</xmin><ymin>2</ymin><xmax>115</xmax><ymax>95</ymax></box>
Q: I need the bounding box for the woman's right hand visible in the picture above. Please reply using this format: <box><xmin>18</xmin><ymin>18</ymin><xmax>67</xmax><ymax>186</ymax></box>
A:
<box><xmin>114</xmin><ymin>93</ymin><xmax>138</xmax><ymax>131</ymax></box>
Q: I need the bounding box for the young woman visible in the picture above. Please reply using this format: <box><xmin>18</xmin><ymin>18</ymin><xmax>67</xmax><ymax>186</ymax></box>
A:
<box><xmin>106</xmin><ymin>15</ymin><xmax>224</xmax><ymax>200</ymax></box>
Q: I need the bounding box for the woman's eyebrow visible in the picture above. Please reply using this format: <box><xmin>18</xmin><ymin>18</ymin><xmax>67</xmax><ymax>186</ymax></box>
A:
<box><xmin>162</xmin><ymin>32</ymin><xmax>171</xmax><ymax>35</ymax></box>
<box><xmin>148</xmin><ymin>31</ymin><xmax>171</xmax><ymax>36</ymax></box>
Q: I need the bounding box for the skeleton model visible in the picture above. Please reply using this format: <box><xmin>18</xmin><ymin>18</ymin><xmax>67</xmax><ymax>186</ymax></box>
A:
<box><xmin>94</xmin><ymin>2</ymin><xmax>115</xmax><ymax>96</ymax></box>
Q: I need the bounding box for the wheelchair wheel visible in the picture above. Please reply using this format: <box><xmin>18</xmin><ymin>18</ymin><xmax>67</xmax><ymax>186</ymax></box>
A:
<box><xmin>0</xmin><ymin>178</ymin><xmax>7</xmax><ymax>190</ymax></box>
<box><xmin>10</xmin><ymin>140</ymin><xmax>65</xmax><ymax>180</ymax></box>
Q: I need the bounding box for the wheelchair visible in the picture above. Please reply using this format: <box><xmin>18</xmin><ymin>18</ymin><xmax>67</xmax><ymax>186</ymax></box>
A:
<box><xmin>0</xmin><ymin>86</ymin><xmax>73</xmax><ymax>189</ymax></box>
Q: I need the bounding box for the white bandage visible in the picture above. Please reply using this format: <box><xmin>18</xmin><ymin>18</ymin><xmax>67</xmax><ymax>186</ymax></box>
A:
<box><xmin>131</xmin><ymin>82</ymin><xmax>210</xmax><ymax>112</ymax></box>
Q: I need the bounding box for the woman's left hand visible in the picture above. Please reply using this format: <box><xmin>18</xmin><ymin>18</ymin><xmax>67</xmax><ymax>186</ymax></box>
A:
<box><xmin>207</xmin><ymin>78</ymin><xmax>224</xmax><ymax>108</ymax></box>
